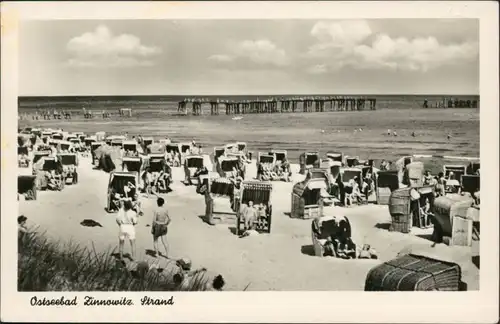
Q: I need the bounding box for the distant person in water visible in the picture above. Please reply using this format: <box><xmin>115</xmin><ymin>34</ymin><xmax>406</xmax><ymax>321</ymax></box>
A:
<box><xmin>447</xmin><ymin>134</ymin><xmax>452</xmax><ymax>141</ymax></box>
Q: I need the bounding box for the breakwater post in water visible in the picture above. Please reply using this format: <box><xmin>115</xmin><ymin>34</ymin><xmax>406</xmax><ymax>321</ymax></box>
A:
<box><xmin>177</xmin><ymin>96</ymin><xmax>377</xmax><ymax>116</ymax></box>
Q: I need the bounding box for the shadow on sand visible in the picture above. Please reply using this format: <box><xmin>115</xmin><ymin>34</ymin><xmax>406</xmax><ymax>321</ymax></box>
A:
<box><xmin>301</xmin><ymin>245</ymin><xmax>315</xmax><ymax>256</ymax></box>
<box><xmin>80</xmin><ymin>219</ymin><xmax>103</xmax><ymax>228</ymax></box>
<box><xmin>197</xmin><ymin>215</ymin><xmax>212</xmax><ymax>225</ymax></box>
<box><xmin>374</xmin><ymin>223</ymin><xmax>391</xmax><ymax>230</ymax></box>
<box><xmin>416</xmin><ymin>233</ymin><xmax>435</xmax><ymax>242</ymax></box>
<box><xmin>472</xmin><ymin>255</ymin><xmax>480</xmax><ymax>269</ymax></box>
<box><xmin>111</xmin><ymin>252</ymin><xmax>133</xmax><ymax>262</ymax></box>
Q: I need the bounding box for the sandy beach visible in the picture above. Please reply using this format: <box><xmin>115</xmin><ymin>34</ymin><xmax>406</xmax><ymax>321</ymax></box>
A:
<box><xmin>18</xmin><ymin>155</ymin><xmax>479</xmax><ymax>291</ymax></box>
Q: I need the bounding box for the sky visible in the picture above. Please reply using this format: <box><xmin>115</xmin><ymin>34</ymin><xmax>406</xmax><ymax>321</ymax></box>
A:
<box><xmin>19</xmin><ymin>19</ymin><xmax>479</xmax><ymax>96</ymax></box>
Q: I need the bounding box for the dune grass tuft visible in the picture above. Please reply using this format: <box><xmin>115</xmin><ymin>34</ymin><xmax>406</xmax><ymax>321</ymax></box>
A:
<box><xmin>18</xmin><ymin>231</ymin><xmax>209</xmax><ymax>291</ymax></box>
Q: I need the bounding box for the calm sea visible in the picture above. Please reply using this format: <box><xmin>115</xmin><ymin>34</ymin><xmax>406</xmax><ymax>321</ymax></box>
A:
<box><xmin>18</xmin><ymin>94</ymin><xmax>479</xmax><ymax>113</ymax></box>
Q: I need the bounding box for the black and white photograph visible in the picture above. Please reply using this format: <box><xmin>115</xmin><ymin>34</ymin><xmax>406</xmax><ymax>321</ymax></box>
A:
<box><xmin>2</xmin><ymin>1</ymin><xmax>498</xmax><ymax>323</ymax></box>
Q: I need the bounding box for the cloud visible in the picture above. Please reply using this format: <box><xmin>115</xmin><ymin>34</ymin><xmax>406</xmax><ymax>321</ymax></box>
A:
<box><xmin>65</xmin><ymin>25</ymin><xmax>161</xmax><ymax>68</ymax></box>
<box><xmin>352</xmin><ymin>34</ymin><xmax>478</xmax><ymax>72</ymax></box>
<box><xmin>209</xmin><ymin>39</ymin><xmax>290</xmax><ymax>67</ymax></box>
<box><xmin>306</xmin><ymin>64</ymin><xmax>328</xmax><ymax>75</ymax></box>
<box><xmin>306</xmin><ymin>20</ymin><xmax>478</xmax><ymax>72</ymax></box>
<box><xmin>207</xmin><ymin>54</ymin><xmax>234</xmax><ymax>63</ymax></box>
<box><xmin>311</xmin><ymin>20</ymin><xmax>372</xmax><ymax>46</ymax></box>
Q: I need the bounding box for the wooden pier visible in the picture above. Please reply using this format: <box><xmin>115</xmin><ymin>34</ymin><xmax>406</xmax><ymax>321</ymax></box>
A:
<box><xmin>177</xmin><ymin>96</ymin><xmax>377</xmax><ymax>116</ymax></box>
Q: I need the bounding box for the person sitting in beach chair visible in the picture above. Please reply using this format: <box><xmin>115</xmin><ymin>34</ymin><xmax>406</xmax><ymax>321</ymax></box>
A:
<box><xmin>423</xmin><ymin>170</ymin><xmax>434</xmax><ymax>186</ymax></box>
<box><xmin>332</xmin><ymin>217</ymin><xmax>357</xmax><ymax>259</ymax></box>
<box><xmin>419</xmin><ymin>197</ymin><xmax>432</xmax><ymax>228</ymax></box>
<box><xmin>241</xmin><ymin>201</ymin><xmax>257</xmax><ymax>231</ymax></box>
<box><xmin>345</xmin><ymin>178</ymin><xmax>363</xmax><ymax>206</ymax></box>
<box><xmin>281</xmin><ymin>157</ymin><xmax>291</xmax><ymax>179</ymax></box>
<box><xmin>110</xmin><ymin>189</ymin><xmax>121</xmax><ymax>211</ymax></box>
<box><xmin>473</xmin><ymin>191</ymin><xmax>480</xmax><ymax>206</ymax></box>
<box><xmin>46</xmin><ymin>170</ymin><xmax>61</xmax><ymax>191</ymax></box>
<box><xmin>165</xmin><ymin>151</ymin><xmax>173</xmax><ymax>166</ymax></box>
<box><xmin>446</xmin><ymin>171</ymin><xmax>461</xmax><ymax>194</ymax></box>
<box><xmin>379</xmin><ymin>160</ymin><xmax>388</xmax><ymax>171</ymax></box>
<box><xmin>18</xmin><ymin>153</ymin><xmax>30</xmax><ymax>167</ymax></box>
<box><xmin>193</xmin><ymin>165</ymin><xmax>209</xmax><ymax>178</ymax></box>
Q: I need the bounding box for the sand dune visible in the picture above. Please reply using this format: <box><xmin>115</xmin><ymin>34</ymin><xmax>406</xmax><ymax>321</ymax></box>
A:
<box><xmin>19</xmin><ymin>158</ymin><xmax>479</xmax><ymax>291</ymax></box>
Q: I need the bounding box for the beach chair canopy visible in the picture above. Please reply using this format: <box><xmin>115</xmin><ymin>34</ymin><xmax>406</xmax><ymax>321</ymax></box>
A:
<box><xmin>220</xmin><ymin>157</ymin><xmax>239</xmax><ymax>172</ymax></box>
<box><xmin>466</xmin><ymin>162</ymin><xmax>480</xmax><ymax>175</ymax></box>
<box><xmin>58</xmin><ymin>154</ymin><xmax>78</xmax><ymax>166</ymax></box>
<box><xmin>306</xmin><ymin>168</ymin><xmax>328</xmax><ymax>182</ymax></box>
<box><xmin>241</xmin><ymin>181</ymin><xmax>273</xmax><ymax>205</ymax></box>
<box><xmin>147</xmin><ymin>143</ymin><xmax>165</xmax><ymax>154</ymax></box>
<box><xmin>312</xmin><ymin>215</ymin><xmax>344</xmax><ymax>240</ymax></box>
<box><xmin>42</xmin><ymin>157</ymin><xmax>62</xmax><ymax>172</ymax></box>
<box><xmin>123</xmin><ymin>141</ymin><xmax>138</xmax><ymax>151</ymax></box>
<box><xmin>148</xmin><ymin>157</ymin><xmax>167</xmax><ymax>173</ymax></box>
<box><xmin>461</xmin><ymin>175</ymin><xmax>480</xmax><ymax>194</ymax></box>
<box><xmin>305</xmin><ymin>152</ymin><xmax>319</xmax><ymax>165</ymax></box>
<box><xmin>91</xmin><ymin>142</ymin><xmax>103</xmax><ymax>150</ymax></box>
<box><xmin>259</xmin><ymin>154</ymin><xmax>275</xmax><ymax>164</ymax></box>
<box><xmin>166</xmin><ymin>143</ymin><xmax>180</xmax><ymax>153</ymax></box>
<box><xmin>307</xmin><ymin>178</ymin><xmax>328</xmax><ymax>190</ymax></box>
<box><xmin>32</xmin><ymin>153</ymin><xmax>46</xmax><ymax>165</ymax></box>
<box><xmin>180</xmin><ymin>143</ymin><xmax>192</xmax><ymax>153</ymax></box>
<box><xmin>329</xmin><ymin>161</ymin><xmax>342</xmax><ymax>179</ymax></box>
<box><xmin>186</xmin><ymin>156</ymin><xmax>204</xmax><ymax>168</ymax></box>
<box><xmin>342</xmin><ymin>168</ymin><xmax>363</xmax><ymax>185</ymax></box>
<box><xmin>214</xmin><ymin>147</ymin><xmax>226</xmax><ymax>159</ymax></box>
<box><xmin>443</xmin><ymin>165</ymin><xmax>466</xmax><ymax>182</ymax></box>
<box><xmin>326</xmin><ymin>152</ymin><xmax>343</xmax><ymax>161</ymax></box>
<box><xmin>109</xmin><ymin>172</ymin><xmax>137</xmax><ymax>196</ymax></box>
<box><xmin>122</xmin><ymin>157</ymin><xmax>142</xmax><ymax>172</ymax></box>
<box><xmin>18</xmin><ymin>146</ymin><xmax>29</xmax><ymax>155</ymax></box>
<box><xmin>58</xmin><ymin>141</ymin><xmax>72</xmax><ymax>151</ymax></box>
<box><xmin>270</xmin><ymin>150</ymin><xmax>287</xmax><ymax>162</ymax></box>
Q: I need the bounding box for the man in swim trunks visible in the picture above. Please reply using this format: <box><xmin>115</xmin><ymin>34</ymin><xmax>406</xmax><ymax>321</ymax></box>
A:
<box><xmin>151</xmin><ymin>197</ymin><xmax>171</xmax><ymax>258</ymax></box>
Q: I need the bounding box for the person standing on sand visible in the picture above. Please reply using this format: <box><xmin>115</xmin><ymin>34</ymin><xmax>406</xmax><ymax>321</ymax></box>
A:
<box><xmin>116</xmin><ymin>199</ymin><xmax>138</xmax><ymax>260</ymax></box>
<box><xmin>151</xmin><ymin>197</ymin><xmax>171</xmax><ymax>258</ymax></box>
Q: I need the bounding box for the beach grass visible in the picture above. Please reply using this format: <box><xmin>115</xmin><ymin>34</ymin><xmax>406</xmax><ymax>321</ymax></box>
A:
<box><xmin>18</xmin><ymin>230</ymin><xmax>209</xmax><ymax>292</ymax></box>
